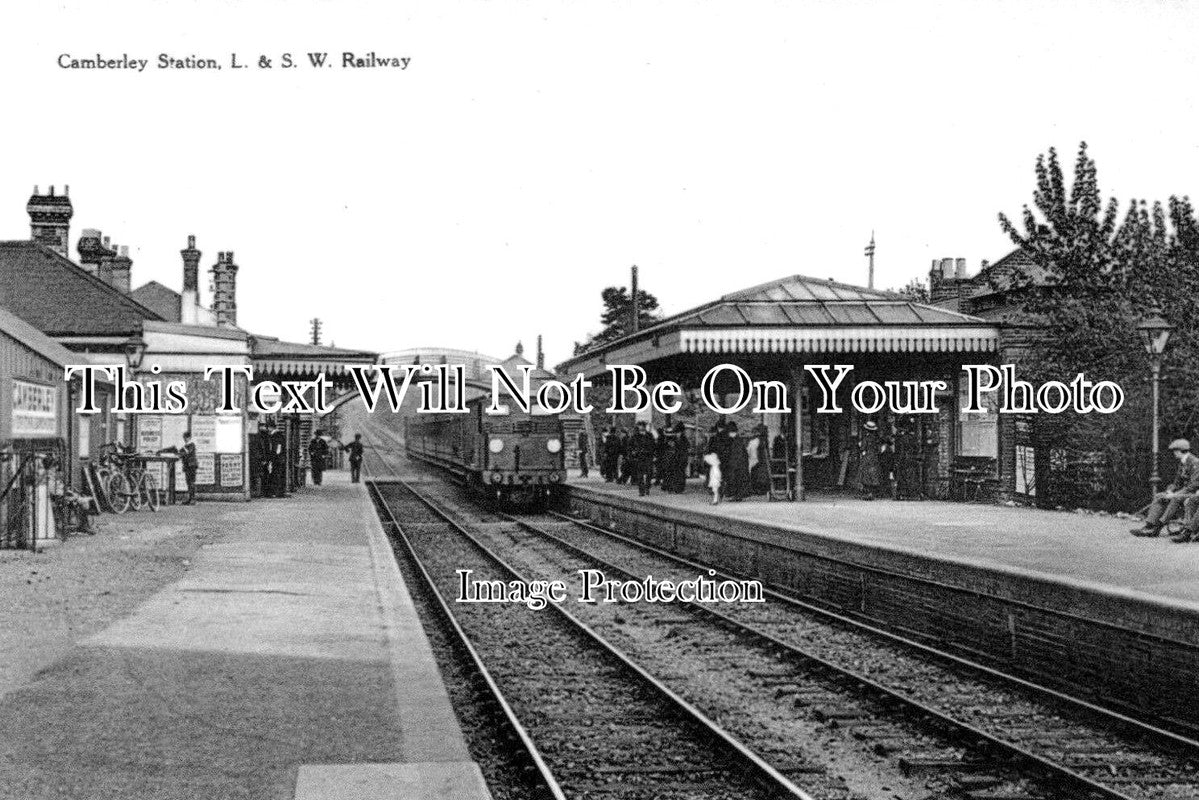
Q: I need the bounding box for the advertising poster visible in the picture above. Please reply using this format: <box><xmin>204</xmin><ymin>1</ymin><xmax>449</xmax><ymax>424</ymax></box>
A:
<box><xmin>194</xmin><ymin>454</ymin><xmax>216</xmax><ymax>486</ymax></box>
<box><xmin>190</xmin><ymin>415</ymin><xmax>217</xmax><ymax>453</ymax></box>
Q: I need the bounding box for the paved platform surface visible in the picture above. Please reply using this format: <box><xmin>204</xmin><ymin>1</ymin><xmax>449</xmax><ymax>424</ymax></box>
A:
<box><xmin>569</xmin><ymin>472</ymin><xmax>1199</xmax><ymax>612</ymax></box>
<box><xmin>0</xmin><ymin>471</ymin><xmax>487</xmax><ymax>800</ymax></box>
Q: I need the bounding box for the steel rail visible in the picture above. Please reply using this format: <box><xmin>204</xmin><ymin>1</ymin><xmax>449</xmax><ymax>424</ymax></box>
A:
<box><xmin>387</xmin><ymin>470</ymin><xmax>817</xmax><ymax>800</ymax></box>
<box><xmin>548</xmin><ymin>506</ymin><xmax>1199</xmax><ymax>753</ymax></box>
<box><xmin>502</xmin><ymin>509</ymin><xmax>1170</xmax><ymax>800</ymax></box>
<box><xmin>361</xmin><ymin>450</ymin><xmax>567</xmax><ymax>800</ymax></box>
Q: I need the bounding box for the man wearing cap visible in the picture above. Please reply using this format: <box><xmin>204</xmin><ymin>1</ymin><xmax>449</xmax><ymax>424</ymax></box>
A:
<box><xmin>1131</xmin><ymin>438</ymin><xmax>1199</xmax><ymax>537</ymax></box>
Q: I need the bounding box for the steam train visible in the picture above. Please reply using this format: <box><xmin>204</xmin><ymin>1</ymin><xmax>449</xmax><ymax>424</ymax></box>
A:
<box><xmin>405</xmin><ymin>392</ymin><xmax>566</xmax><ymax>505</ymax></box>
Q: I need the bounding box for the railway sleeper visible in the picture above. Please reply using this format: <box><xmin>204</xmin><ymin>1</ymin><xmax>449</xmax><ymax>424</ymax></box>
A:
<box><xmin>899</xmin><ymin>756</ymin><xmax>1004</xmax><ymax>775</ymax></box>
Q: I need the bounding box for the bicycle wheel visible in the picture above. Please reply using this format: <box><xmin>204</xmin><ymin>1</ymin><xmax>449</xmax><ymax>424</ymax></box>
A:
<box><xmin>128</xmin><ymin>472</ymin><xmax>145</xmax><ymax>510</ymax></box>
<box><xmin>141</xmin><ymin>472</ymin><xmax>160</xmax><ymax>512</ymax></box>
<box><xmin>106</xmin><ymin>472</ymin><xmax>132</xmax><ymax>514</ymax></box>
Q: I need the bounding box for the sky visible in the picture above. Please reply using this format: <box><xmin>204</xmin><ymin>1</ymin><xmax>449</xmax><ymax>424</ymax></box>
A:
<box><xmin>2</xmin><ymin>1</ymin><xmax>1198</xmax><ymax>366</ymax></box>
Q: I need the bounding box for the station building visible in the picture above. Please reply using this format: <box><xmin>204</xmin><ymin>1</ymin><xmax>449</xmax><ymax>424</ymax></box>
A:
<box><xmin>0</xmin><ymin>185</ymin><xmax>376</xmax><ymax>512</ymax></box>
<box><xmin>558</xmin><ymin>273</ymin><xmax>1004</xmax><ymax>501</ymax></box>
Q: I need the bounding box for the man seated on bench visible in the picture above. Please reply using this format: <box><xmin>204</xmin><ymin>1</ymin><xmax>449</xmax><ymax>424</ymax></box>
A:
<box><xmin>1131</xmin><ymin>438</ymin><xmax>1199</xmax><ymax>539</ymax></box>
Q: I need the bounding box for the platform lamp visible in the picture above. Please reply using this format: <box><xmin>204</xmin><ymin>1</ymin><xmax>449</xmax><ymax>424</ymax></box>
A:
<box><xmin>1137</xmin><ymin>313</ymin><xmax>1174</xmax><ymax>495</ymax></box>
<box><xmin>123</xmin><ymin>328</ymin><xmax>147</xmax><ymax>371</ymax></box>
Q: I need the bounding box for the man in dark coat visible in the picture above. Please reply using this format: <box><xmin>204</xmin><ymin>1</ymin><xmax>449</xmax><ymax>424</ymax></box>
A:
<box><xmin>616</xmin><ymin>429</ymin><xmax>632</xmax><ymax>484</ymax></box>
<box><xmin>258</xmin><ymin>424</ymin><xmax>276</xmax><ymax>498</ymax></box>
<box><xmin>269</xmin><ymin>425</ymin><xmax>288</xmax><ymax>496</ymax></box>
<box><xmin>663</xmin><ymin>423</ymin><xmax>689</xmax><ymax>493</ymax></box>
<box><xmin>722</xmin><ymin>422</ymin><xmax>750</xmax><ymax>501</ymax></box>
<box><xmin>629</xmin><ymin>421</ymin><xmax>655</xmax><ymax>496</ymax></box>
<box><xmin>343</xmin><ymin>433</ymin><xmax>365</xmax><ymax>484</ymax></box>
<box><xmin>601</xmin><ymin>427</ymin><xmax>619</xmax><ymax>481</ymax></box>
<box><xmin>577</xmin><ymin>428</ymin><xmax>590</xmax><ymax>478</ymax></box>
<box><xmin>653</xmin><ymin>427</ymin><xmax>669</xmax><ymax>486</ymax></box>
<box><xmin>308</xmin><ymin>433</ymin><xmax>330</xmax><ymax>486</ymax></box>
<box><xmin>858</xmin><ymin>420</ymin><xmax>882</xmax><ymax>500</ymax></box>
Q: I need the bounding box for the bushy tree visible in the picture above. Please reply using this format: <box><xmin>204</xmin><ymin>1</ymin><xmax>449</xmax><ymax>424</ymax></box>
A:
<box><xmin>573</xmin><ymin>285</ymin><xmax>661</xmax><ymax>355</ymax></box>
<box><xmin>998</xmin><ymin>142</ymin><xmax>1199</xmax><ymax>510</ymax></box>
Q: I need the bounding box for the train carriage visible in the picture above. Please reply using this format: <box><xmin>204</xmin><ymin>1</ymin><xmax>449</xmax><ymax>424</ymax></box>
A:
<box><xmin>406</xmin><ymin>392</ymin><xmax>566</xmax><ymax>506</ymax></box>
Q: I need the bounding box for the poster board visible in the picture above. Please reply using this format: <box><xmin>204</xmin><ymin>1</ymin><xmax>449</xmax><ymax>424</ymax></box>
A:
<box><xmin>220</xmin><ymin>454</ymin><xmax>243</xmax><ymax>487</ymax></box>
<box><xmin>191</xmin><ymin>415</ymin><xmax>217</xmax><ymax>453</ymax></box>
<box><xmin>214</xmin><ymin>416</ymin><xmax>243</xmax><ymax>454</ymax></box>
<box><xmin>195</xmin><ymin>454</ymin><xmax>216</xmax><ymax>485</ymax></box>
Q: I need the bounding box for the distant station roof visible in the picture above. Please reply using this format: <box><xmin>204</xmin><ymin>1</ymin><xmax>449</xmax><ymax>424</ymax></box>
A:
<box><xmin>249</xmin><ymin>336</ymin><xmax>377</xmax><ymax>378</ymax></box>
<box><xmin>0</xmin><ymin>305</ymin><xmax>80</xmax><ymax>367</ymax></box>
<box><xmin>559</xmin><ymin>274</ymin><xmax>999</xmax><ymax>378</ymax></box>
<box><xmin>0</xmin><ymin>241</ymin><xmax>162</xmax><ymax>338</ymax></box>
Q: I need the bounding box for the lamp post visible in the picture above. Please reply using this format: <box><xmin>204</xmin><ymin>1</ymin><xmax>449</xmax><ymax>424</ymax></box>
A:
<box><xmin>123</xmin><ymin>329</ymin><xmax>147</xmax><ymax>371</ymax></box>
<box><xmin>1137</xmin><ymin>314</ymin><xmax>1174</xmax><ymax>496</ymax></box>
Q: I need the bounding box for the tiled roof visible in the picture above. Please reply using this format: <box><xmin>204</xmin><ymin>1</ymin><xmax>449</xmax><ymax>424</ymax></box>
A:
<box><xmin>130</xmin><ymin>281</ymin><xmax>182</xmax><ymax>323</ymax></box>
<box><xmin>0</xmin><ymin>241</ymin><xmax>162</xmax><ymax>336</ymax></box>
<box><xmin>641</xmin><ymin>274</ymin><xmax>982</xmax><ymax>336</ymax></box>
<box><xmin>970</xmin><ymin>249</ymin><xmax>1054</xmax><ymax>297</ymax></box>
<box><xmin>249</xmin><ymin>335</ymin><xmax>377</xmax><ymax>378</ymax></box>
<box><xmin>249</xmin><ymin>336</ymin><xmax>376</xmax><ymax>360</ymax></box>
<box><xmin>559</xmin><ymin>273</ymin><xmax>993</xmax><ymax>372</ymax></box>
<box><xmin>0</xmin><ymin>305</ymin><xmax>79</xmax><ymax>367</ymax></box>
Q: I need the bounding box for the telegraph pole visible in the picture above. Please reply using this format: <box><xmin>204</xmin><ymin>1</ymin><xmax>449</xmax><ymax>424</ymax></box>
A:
<box><xmin>630</xmin><ymin>265</ymin><xmax>640</xmax><ymax>333</ymax></box>
<box><xmin>864</xmin><ymin>232</ymin><xmax>876</xmax><ymax>289</ymax></box>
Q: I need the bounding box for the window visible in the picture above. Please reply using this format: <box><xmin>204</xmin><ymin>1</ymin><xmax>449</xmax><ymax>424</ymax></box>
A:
<box><xmin>958</xmin><ymin>382</ymin><xmax>998</xmax><ymax>457</ymax></box>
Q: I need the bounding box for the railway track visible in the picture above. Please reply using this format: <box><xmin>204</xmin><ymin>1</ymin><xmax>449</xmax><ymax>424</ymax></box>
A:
<box><xmin>362</xmin><ymin>447</ymin><xmax>814</xmax><ymax>800</ymax></box>
<box><xmin>481</xmin><ymin>507</ymin><xmax>1199</xmax><ymax>800</ymax></box>
<box><xmin>362</xmin><ymin>429</ymin><xmax>1199</xmax><ymax>798</ymax></box>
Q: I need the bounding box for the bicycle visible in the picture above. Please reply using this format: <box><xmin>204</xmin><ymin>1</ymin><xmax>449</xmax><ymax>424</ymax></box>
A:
<box><xmin>96</xmin><ymin>442</ymin><xmax>159</xmax><ymax>513</ymax></box>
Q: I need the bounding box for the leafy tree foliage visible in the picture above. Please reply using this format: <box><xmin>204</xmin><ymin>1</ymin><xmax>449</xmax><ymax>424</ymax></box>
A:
<box><xmin>998</xmin><ymin>142</ymin><xmax>1199</xmax><ymax>510</ymax></box>
<box><xmin>573</xmin><ymin>285</ymin><xmax>661</xmax><ymax>355</ymax></box>
<box><xmin>890</xmin><ymin>278</ymin><xmax>930</xmax><ymax>303</ymax></box>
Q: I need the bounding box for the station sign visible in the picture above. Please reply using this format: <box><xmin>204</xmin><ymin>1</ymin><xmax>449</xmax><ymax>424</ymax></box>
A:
<box><xmin>12</xmin><ymin>380</ymin><xmax>58</xmax><ymax>437</ymax></box>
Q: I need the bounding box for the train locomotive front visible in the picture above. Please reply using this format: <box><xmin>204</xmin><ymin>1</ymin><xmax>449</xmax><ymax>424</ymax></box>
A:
<box><xmin>406</xmin><ymin>395</ymin><xmax>566</xmax><ymax>506</ymax></box>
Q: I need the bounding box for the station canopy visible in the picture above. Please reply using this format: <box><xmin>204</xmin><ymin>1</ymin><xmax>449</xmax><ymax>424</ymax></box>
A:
<box><xmin>249</xmin><ymin>336</ymin><xmax>377</xmax><ymax>385</ymax></box>
<box><xmin>559</xmin><ymin>274</ymin><xmax>1000</xmax><ymax>379</ymax></box>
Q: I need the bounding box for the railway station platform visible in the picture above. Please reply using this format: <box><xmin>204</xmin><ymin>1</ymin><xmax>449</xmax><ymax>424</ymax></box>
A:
<box><xmin>564</xmin><ymin>472</ymin><xmax>1199</xmax><ymax>726</ymax></box>
<box><xmin>0</xmin><ymin>471</ymin><xmax>489</xmax><ymax>800</ymax></box>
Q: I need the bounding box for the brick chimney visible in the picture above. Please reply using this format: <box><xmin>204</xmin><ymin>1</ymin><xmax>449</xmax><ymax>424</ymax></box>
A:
<box><xmin>27</xmin><ymin>185</ymin><xmax>73</xmax><ymax>258</ymax></box>
<box><xmin>105</xmin><ymin>245</ymin><xmax>133</xmax><ymax>294</ymax></box>
<box><xmin>210</xmin><ymin>251</ymin><xmax>238</xmax><ymax>327</ymax></box>
<box><xmin>928</xmin><ymin>256</ymin><xmax>970</xmax><ymax>312</ymax></box>
<box><xmin>76</xmin><ymin>228</ymin><xmax>111</xmax><ymax>276</ymax></box>
<box><xmin>180</xmin><ymin>235</ymin><xmax>201</xmax><ymax>324</ymax></box>
<box><xmin>94</xmin><ymin>236</ymin><xmax>119</xmax><ymax>286</ymax></box>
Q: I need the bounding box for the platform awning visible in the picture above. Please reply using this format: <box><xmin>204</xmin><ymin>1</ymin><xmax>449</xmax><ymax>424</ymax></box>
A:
<box><xmin>558</xmin><ymin>274</ymin><xmax>1004</xmax><ymax>379</ymax></box>
<box><xmin>680</xmin><ymin>326</ymin><xmax>999</xmax><ymax>354</ymax></box>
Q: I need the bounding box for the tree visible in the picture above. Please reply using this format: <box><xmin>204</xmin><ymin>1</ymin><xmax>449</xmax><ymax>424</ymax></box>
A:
<box><xmin>573</xmin><ymin>285</ymin><xmax>661</xmax><ymax>355</ymax></box>
<box><xmin>997</xmin><ymin>142</ymin><xmax>1199</xmax><ymax>510</ymax></box>
<box><xmin>890</xmin><ymin>278</ymin><xmax>929</xmax><ymax>303</ymax></box>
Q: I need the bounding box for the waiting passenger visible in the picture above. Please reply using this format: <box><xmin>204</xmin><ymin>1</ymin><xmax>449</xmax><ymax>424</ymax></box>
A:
<box><xmin>1131</xmin><ymin>438</ymin><xmax>1199</xmax><ymax>538</ymax></box>
<box><xmin>342</xmin><ymin>434</ymin><xmax>365</xmax><ymax>483</ymax></box>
